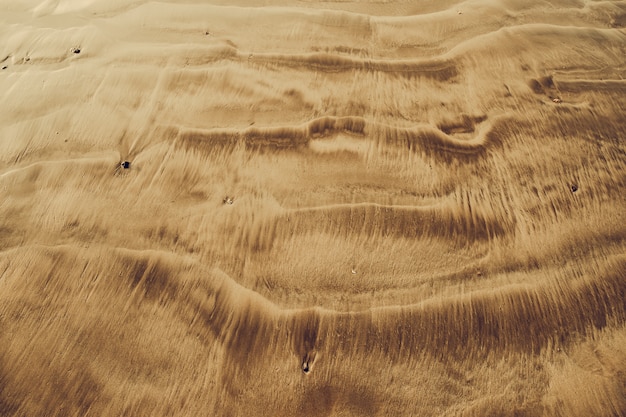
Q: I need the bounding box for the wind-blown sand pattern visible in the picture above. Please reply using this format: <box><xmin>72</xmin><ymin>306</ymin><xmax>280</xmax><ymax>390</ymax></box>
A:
<box><xmin>1</xmin><ymin>0</ymin><xmax>626</xmax><ymax>416</ymax></box>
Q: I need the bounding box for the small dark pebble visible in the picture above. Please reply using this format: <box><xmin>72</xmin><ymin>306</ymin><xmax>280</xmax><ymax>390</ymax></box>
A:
<box><xmin>1</xmin><ymin>66</ymin><xmax>6</xmax><ymax>70</ymax></box>
<box><xmin>301</xmin><ymin>354</ymin><xmax>312</xmax><ymax>373</ymax></box>
<box><xmin>73</xmin><ymin>48</ymin><xmax>81</xmax><ymax>54</ymax></box>
<box><xmin>570</xmin><ymin>184</ymin><xmax>578</xmax><ymax>193</ymax></box>
<box><xmin>122</xmin><ymin>161</ymin><xmax>130</xmax><ymax>169</ymax></box>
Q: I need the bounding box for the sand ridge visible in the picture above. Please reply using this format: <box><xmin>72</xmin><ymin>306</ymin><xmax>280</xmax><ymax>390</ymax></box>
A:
<box><xmin>1</xmin><ymin>0</ymin><xmax>626</xmax><ymax>416</ymax></box>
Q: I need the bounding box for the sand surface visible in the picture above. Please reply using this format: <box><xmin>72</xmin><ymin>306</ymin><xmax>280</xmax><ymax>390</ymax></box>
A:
<box><xmin>1</xmin><ymin>0</ymin><xmax>626</xmax><ymax>416</ymax></box>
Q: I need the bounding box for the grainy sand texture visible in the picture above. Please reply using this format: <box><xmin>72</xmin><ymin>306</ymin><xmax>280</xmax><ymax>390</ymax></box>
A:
<box><xmin>1</xmin><ymin>0</ymin><xmax>626</xmax><ymax>416</ymax></box>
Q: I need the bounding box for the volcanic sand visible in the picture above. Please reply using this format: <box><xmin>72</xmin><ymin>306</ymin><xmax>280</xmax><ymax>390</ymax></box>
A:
<box><xmin>1</xmin><ymin>0</ymin><xmax>626</xmax><ymax>416</ymax></box>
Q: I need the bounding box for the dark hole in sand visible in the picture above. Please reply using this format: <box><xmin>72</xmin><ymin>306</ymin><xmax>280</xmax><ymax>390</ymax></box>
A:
<box><xmin>122</xmin><ymin>161</ymin><xmax>130</xmax><ymax>169</ymax></box>
<box><xmin>73</xmin><ymin>48</ymin><xmax>81</xmax><ymax>54</ymax></box>
<box><xmin>1</xmin><ymin>66</ymin><xmax>6</xmax><ymax>70</ymax></box>
<box><xmin>571</xmin><ymin>184</ymin><xmax>578</xmax><ymax>193</ymax></box>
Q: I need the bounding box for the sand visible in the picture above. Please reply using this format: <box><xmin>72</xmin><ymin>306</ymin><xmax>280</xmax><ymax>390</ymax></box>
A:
<box><xmin>1</xmin><ymin>0</ymin><xmax>625</xmax><ymax>416</ymax></box>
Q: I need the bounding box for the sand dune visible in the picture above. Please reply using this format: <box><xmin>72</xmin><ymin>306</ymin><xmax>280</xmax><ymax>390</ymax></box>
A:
<box><xmin>1</xmin><ymin>0</ymin><xmax>625</xmax><ymax>416</ymax></box>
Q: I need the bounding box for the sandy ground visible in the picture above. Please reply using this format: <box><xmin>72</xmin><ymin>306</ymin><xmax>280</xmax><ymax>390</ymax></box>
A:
<box><xmin>1</xmin><ymin>0</ymin><xmax>626</xmax><ymax>416</ymax></box>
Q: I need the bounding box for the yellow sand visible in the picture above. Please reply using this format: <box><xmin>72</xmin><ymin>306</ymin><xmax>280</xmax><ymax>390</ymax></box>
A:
<box><xmin>1</xmin><ymin>0</ymin><xmax>625</xmax><ymax>415</ymax></box>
